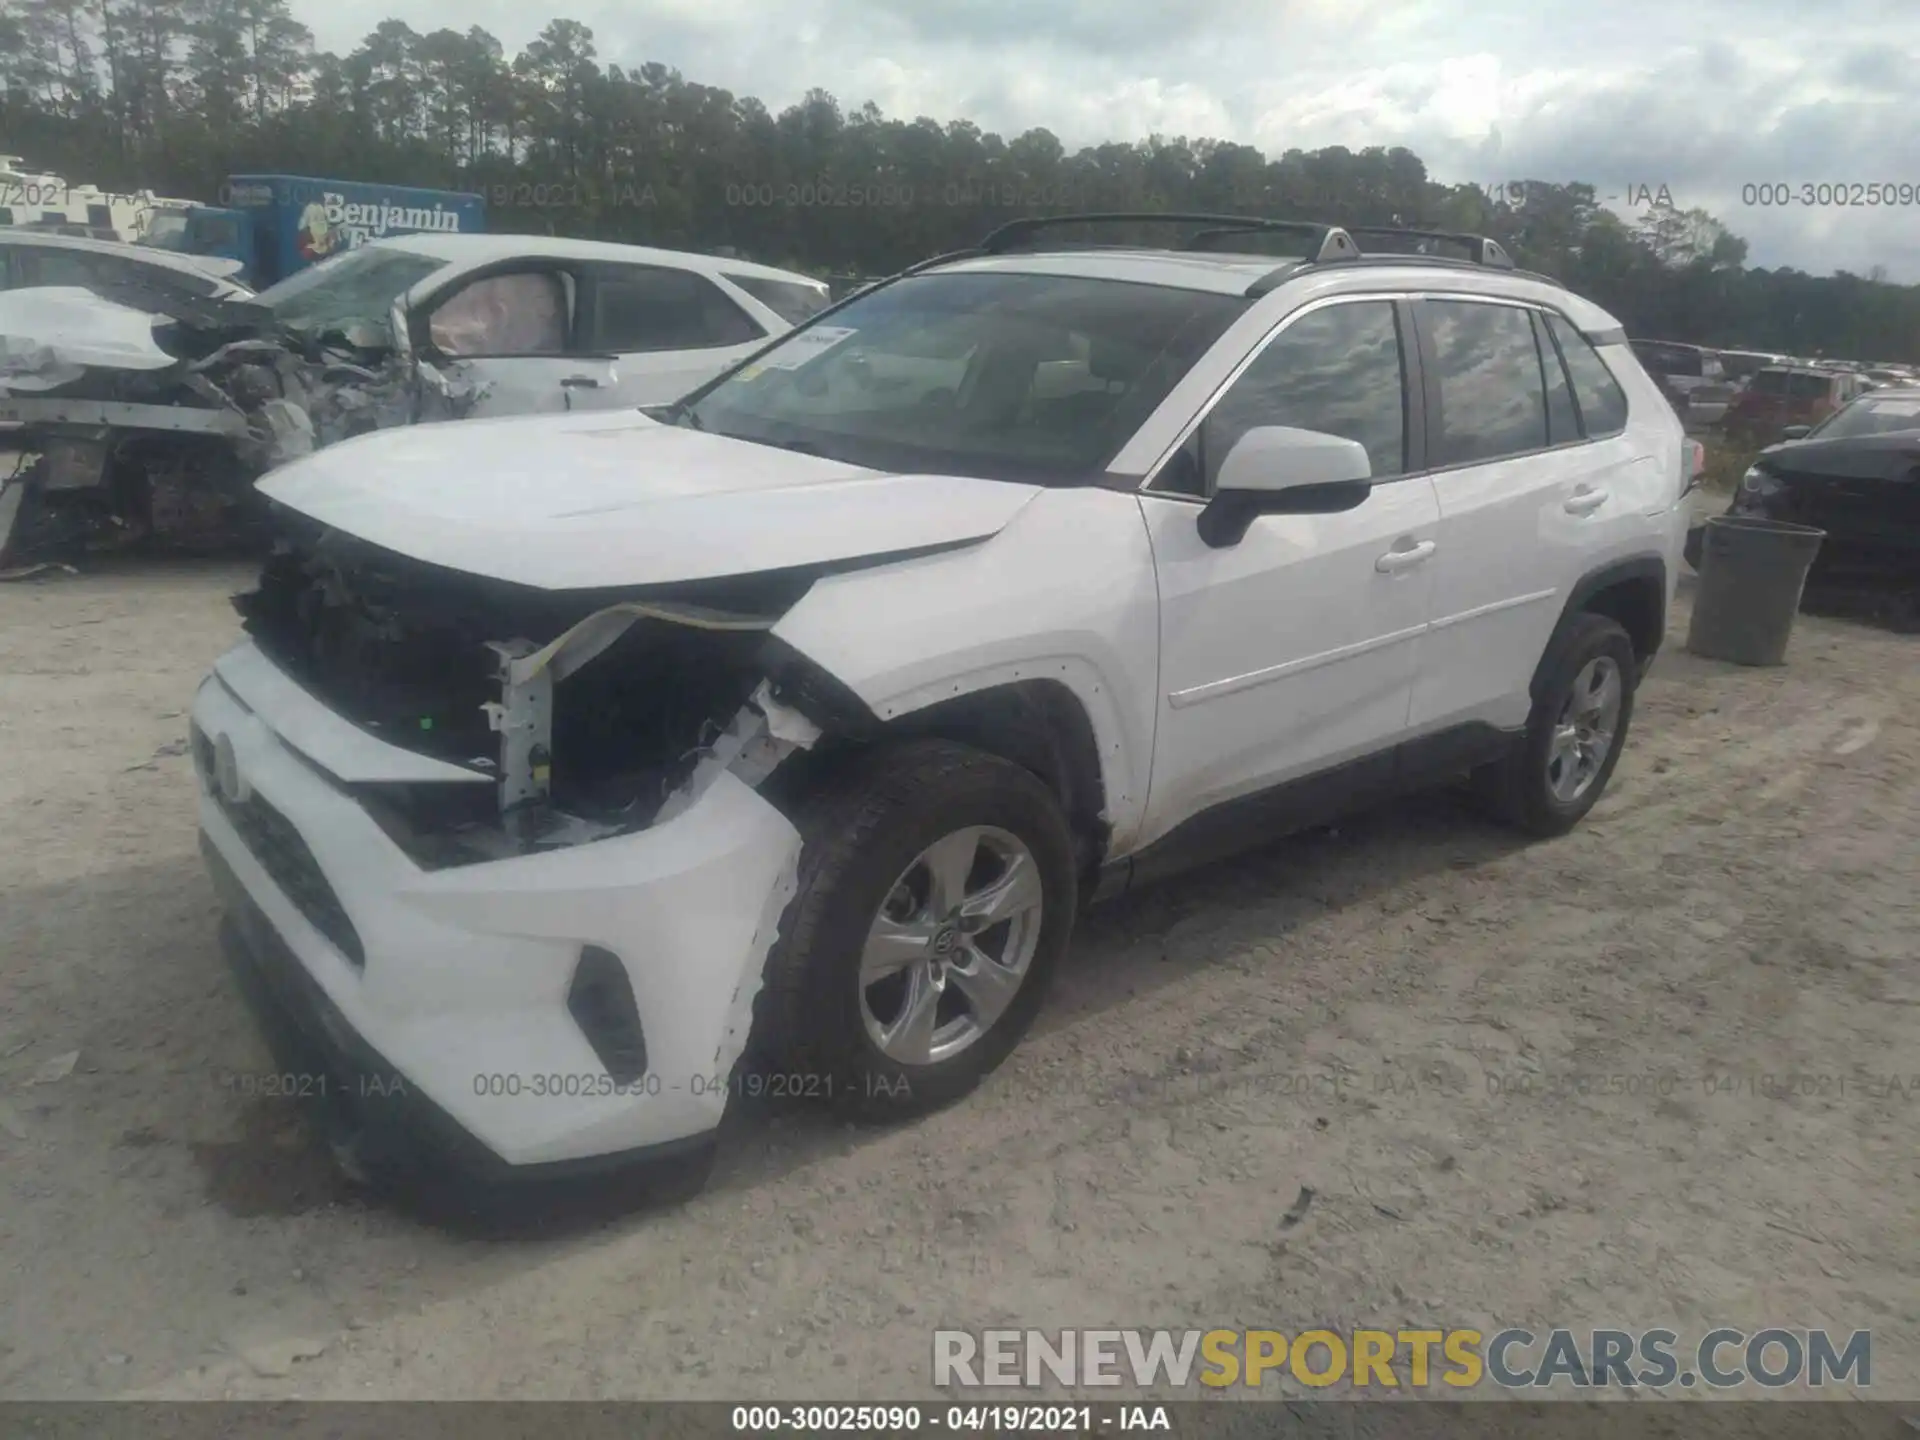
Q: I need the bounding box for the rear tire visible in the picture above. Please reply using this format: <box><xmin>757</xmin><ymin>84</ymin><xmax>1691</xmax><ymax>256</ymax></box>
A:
<box><xmin>753</xmin><ymin>739</ymin><xmax>1078</xmax><ymax>1121</ymax></box>
<box><xmin>1472</xmin><ymin>612</ymin><xmax>1638</xmax><ymax>838</ymax></box>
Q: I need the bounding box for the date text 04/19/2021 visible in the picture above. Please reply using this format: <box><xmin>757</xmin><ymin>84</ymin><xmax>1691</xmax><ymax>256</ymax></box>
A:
<box><xmin>729</xmin><ymin>1405</ymin><xmax>1172</xmax><ymax>1432</ymax></box>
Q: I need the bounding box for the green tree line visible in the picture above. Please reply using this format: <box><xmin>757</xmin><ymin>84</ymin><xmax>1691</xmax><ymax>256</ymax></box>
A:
<box><xmin>3</xmin><ymin>0</ymin><xmax>1916</xmax><ymax>361</ymax></box>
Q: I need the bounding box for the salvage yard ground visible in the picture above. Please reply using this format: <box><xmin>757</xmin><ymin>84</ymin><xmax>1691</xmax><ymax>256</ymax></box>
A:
<box><xmin>0</xmin><ymin>553</ymin><xmax>1915</xmax><ymax>1400</ymax></box>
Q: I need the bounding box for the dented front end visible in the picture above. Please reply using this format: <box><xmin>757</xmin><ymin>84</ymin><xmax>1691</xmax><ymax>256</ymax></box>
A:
<box><xmin>194</xmin><ymin>520</ymin><xmax>854</xmax><ymax>1171</ymax></box>
<box><xmin>0</xmin><ymin>287</ymin><xmax>485</xmax><ymax>567</ymax></box>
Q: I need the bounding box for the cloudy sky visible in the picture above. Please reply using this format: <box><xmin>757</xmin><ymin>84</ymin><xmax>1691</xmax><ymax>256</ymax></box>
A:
<box><xmin>300</xmin><ymin>0</ymin><xmax>1920</xmax><ymax>280</ymax></box>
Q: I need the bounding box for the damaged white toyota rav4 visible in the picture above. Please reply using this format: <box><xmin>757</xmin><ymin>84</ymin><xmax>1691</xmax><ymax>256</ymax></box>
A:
<box><xmin>191</xmin><ymin>215</ymin><xmax>1691</xmax><ymax>1205</ymax></box>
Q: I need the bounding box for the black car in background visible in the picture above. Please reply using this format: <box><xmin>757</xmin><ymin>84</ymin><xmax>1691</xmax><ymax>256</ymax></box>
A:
<box><xmin>1687</xmin><ymin>388</ymin><xmax>1920</xmax><ymax>584</ymax></box>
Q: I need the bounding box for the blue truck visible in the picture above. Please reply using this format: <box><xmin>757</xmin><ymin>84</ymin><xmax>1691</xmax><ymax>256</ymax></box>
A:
<box><xmin>142</xmin><ymin>175</ymin><xmax>486</xmax><ymax>289</ymax></box>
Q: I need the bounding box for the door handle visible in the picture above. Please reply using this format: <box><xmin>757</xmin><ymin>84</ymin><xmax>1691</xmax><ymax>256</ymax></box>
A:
<box><xmin>1375</xmin><ymin>539</ymin><xmax>1436</xmax><ymax>573</ymax></box>
<box><xmin>560</xmin><ymin>375</ymin><xmax>602</xmax><ymax>389</ymax></box>
<box><xmin>1564</xmin><ymin>487</ymin><xmax>1609</xmax><ymax>515</ymax></box>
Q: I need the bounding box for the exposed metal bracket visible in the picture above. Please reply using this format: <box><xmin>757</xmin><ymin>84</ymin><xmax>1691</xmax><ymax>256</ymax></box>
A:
<box><xmin>482</xmin><ymin>638</ymin><xmax>553</xmax><ymax>818</ymax></box>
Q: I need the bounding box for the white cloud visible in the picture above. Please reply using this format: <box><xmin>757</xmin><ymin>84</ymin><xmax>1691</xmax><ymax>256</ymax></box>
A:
<box><xmin>292</xmin><ymin>0</ymin><xmax>1920</xmax><ymax>278</ymax></box>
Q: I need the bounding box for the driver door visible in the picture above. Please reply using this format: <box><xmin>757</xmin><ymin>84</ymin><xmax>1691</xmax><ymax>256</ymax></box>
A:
<box><xmin>1137</xmin><ymin>297</ymin><xmax>1441</xmax><ymax>851</ymax></box>
<box><xmin>414</xmin><ymin>264</ymin><xmax>619</xmax><ymax>418</ymax></box>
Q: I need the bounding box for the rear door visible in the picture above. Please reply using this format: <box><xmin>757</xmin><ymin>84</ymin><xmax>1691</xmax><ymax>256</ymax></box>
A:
<box><xmin>1408</xmin><ymin>298</ymin><xmax>1648</xmax><ymax>735</ymax></box>
<box><xmin>580</xmin><ymin>262</ymin><xmax>771</xmax><ymax>407</ymax></box>
<box><xmin>412</xmin><ymin>262</ymin><xmax>617</xmax><ymax>417</ymax></box>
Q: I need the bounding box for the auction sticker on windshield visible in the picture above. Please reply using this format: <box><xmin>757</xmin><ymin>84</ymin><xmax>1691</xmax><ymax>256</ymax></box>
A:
<box><xmin>760</xmin><ymin>325</ymin><xmax>858</xmax><ymax>369</ymax></box>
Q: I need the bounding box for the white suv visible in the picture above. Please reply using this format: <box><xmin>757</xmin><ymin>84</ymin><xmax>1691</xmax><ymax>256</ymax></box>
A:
<box><xmin>190</xmin><ymin>216</ymin><xmax>1689</xmax><ymax>1208</ymax></box>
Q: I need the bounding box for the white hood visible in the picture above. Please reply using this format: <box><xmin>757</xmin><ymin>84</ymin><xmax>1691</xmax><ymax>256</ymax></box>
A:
<box><xmin>0</xmin><ymin>287</ymin><xmax>174</xmax><ymax>392</ymax></box>
<box><xmin>256</xmin><ymin>407</ymin><xmax>1043</xmax><ymax>590</ymax></box>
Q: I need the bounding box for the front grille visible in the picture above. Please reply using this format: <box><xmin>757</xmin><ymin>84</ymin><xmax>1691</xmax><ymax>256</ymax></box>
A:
<box><xmin>199</xmin><ymin>731</ymin><xmax>366</xmax><ymax>969</ymax></box>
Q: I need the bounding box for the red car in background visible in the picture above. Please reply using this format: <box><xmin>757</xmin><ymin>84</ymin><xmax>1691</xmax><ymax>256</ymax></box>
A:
<box><xmin>1723</xmin><ymin>365</ymin><xmax>1867</xmax><ymax>442</ymax></box>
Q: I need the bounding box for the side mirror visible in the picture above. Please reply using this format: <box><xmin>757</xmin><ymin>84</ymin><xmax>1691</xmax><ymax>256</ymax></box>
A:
<box><xmin>1778</xmin><ymin>424</ymin><xmax>1811</xmax><ymax>440</ymax></box>
<box><xmin>1197</xmin><ymin>426</ymin><xmax>1374</xmax><ymax>548</ymax></box>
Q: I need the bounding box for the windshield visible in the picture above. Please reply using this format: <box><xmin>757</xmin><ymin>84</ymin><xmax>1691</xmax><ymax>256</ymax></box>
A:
<box><xmin>681</xmin><ymin>271</ymin><xmax>1249</xmax><ymax>482</ymax></box>
<box><xmin>1806</xmin><ymin>394</ymin><xmax>1920</xmax><ymax>440</ymax></box>
<box><xmin>256</xmin><ymin>245</ymin><xmax>449</xmax><ymax>337</ymax></box>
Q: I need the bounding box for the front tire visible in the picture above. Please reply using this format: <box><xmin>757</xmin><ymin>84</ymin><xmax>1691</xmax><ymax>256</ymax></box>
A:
<box><xmin>1473</xmin><ymin>612</ymin><xmax>1638</xmax><ymax>838</ymax></box>
<box><xmin>754</xmin><ymin>739</ymin><xmax>1078</xmax><ymax>1120</ymax></box>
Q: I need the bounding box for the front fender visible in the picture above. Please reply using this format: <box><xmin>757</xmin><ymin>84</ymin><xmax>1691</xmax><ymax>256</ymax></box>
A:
<box><xmin>769</xmin><ymin>487</ymin><xmax>1160</xmax><ymax>852</ymax></box>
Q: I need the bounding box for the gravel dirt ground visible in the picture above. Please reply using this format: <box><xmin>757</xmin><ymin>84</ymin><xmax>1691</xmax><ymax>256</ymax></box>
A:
<box><xmin>0</xmin><ymin>549</ymin><xmax>1914</xmax><ymax>1403</ymax></box>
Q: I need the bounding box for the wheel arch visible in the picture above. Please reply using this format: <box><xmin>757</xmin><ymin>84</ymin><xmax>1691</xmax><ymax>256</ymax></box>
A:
<box><xmin>1535</xmin><ymin>554</ymin><xmax>1668</xmax><ymax>698</ymax></box>
<box><xmin>761</xmin><ymin>636</ymin><xmax>1127</xmax><ymax>882</ymax></box>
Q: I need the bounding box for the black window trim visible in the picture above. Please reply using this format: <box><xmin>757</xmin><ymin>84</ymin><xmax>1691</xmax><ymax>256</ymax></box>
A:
<box><xmin>1140</xmin><ymin>288</ymin><xmax>1637</xmax><ymax>502</ymax></box>
<box><xmin>580</xmin><ymin>260</ymin><xmax>768</xmax><ymax>356</ymax></box>
<box><xmin>1140</xmin><ymin>289</ymin><xmax>1422</xmax><ymax>502</ymax></box>
<box><xmin>1407</xmin><ymin>294</ymin><xmax>1633</xmax><ymax>480</ymax></box>
<box><xmin>1530</xmin><ymin>309</ymin><xmax>1584</xmax><ymax>450</ymax></box>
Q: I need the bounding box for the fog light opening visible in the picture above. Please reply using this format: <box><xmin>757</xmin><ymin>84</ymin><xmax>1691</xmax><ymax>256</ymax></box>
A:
<box><xmin>567</xmin><ymin>945</ymin><xmax>649</xmax><ymax>1086</ymax></box>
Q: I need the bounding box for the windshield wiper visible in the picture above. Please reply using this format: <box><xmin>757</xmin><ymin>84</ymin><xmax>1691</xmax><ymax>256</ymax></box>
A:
<box><xmin>652</xmin><ymin>399</ymin><xmax>704</xmax><ymax>431</ymax></box>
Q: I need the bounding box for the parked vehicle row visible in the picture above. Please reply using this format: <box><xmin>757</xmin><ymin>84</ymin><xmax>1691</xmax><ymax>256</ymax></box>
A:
<box><xmin>1625</xmin><ymin>336</ymin><xmax>1916</xmax><ymax>435</ymax></box>
<box><xmin>185</xmin><ymin>213</ymin><xmax>1693</xmax><ymax>1211</ymax></box>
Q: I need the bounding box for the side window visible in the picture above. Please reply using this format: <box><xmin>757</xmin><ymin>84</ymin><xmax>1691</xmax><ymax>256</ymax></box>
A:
<box><xmin>590</xmin><ymin>265</ymin><xmax>766</xmax><ymax>353</ymax></box>
<box><xmin>1423</xmin><ymin>299</ymin><xmax>1547</xmax><ymax>466</ymax></box>
<box><xmin>1532</xmin><ymin>312</ymin><xmax>1580</xmax><ymax>446</ymax></box>
<box><xmin>428</xmin><ymin>270</ymin><xmax>570</xmax><ymax>357</ymax></box>
<box><xmin>18</xmin><ymin>248</ymin><xmax>109</xmax><ymax>290</ymax></box>
<box><xmin>721</xmin><ymin>272</ymin><xmax>831</xmax><ymax>326</ymax></box>
<box><xmin>1547</xmin><ymin>313</ymin><xmax>1629</xmax><ymax>437</ymax></box>
<box><xmin>1193</xmin><ymin>300</ymin><xmax>1407</xmax><ymax>493</ymax></box>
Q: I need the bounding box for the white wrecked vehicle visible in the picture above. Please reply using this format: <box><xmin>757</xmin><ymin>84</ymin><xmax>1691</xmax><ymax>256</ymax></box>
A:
<box><xmin>0</xmin><ymin>234</ymin><xmax>828</xmax><ymax>565</ymax></box>
<box><xmin>192</xmin><ymin>217</ymin><xmax>1687</xmax><ymax>1207</ymax></box>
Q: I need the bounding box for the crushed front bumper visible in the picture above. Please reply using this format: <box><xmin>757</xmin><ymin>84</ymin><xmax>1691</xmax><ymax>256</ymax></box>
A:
<box><xmin>192</xmin><ymin>642</ymin><xmax>802</xmax><ymax>1182</ymax></box>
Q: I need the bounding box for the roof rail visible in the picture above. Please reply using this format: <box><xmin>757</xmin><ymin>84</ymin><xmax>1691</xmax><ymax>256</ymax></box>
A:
<box><xmin>1340</xmin><ymin>226</ymin><xmax>1515</xmax><ymax>269</ymax></box>
<box><xmin>977</xmin><ymin>212</ymin><xmax>1358</xmax><ymax>263</ymax></box>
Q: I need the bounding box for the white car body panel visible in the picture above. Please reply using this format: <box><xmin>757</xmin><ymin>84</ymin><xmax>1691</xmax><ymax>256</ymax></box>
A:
<box><xmin>194</xmin><ymin>664</ymin><xmax>802</xmax><ymax>1165</ymax></box>
<box><xmin>0</xmin><ymin>231</ymin><xmax>256</xmax><ymax>299</ymax></box>
<box><xmin>770</xmin><ymin>487</ymin><xmax>1163</xmax><ymax>853</ymax></box>
<box><xmin>0</xmin><ymin>286</ymin><xmax>177</xmax><ymax>388</ymax></box>
<box><xmin>255</xmin><ymin>409</ymin><xmax>1042</xmax><ymax>591</ymax></box>
<box><xmin>447</xmin><ymin>354</ymin><xmax>618</xmax><ymax>418</ymax></box>
<box><xmin>1136</xmin><ymin>480</ymin><xmax>1441</xmax><ymax>843</ymax></box>
<box><xmin>1411</xmin><ymin>435</ymin><xmax>1639</xmax><ymax>733</ymax></box>
<box><xmin>598</xmin><ymin>337</ymin><xmax>770</xmax><ymax>409</ymax></box>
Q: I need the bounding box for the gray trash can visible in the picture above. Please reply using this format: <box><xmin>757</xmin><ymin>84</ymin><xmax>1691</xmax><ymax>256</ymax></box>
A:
<box><xmin>1686</xmin><ymin>515</ymin><xmax>1826</xmax><ymax>666</ymax></box>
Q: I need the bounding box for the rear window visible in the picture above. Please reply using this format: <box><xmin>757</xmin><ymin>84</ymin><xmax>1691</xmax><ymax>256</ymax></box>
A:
<box><xmin>1747</xmin><ymin>369</ymin><xmax>1830</xmax><ymax>397</ymax></box>
<box><xmin>1548</xmin><ymin>314</ymin><xmax>1629</xmax><ymax>437</ymax></box>
<box><xmin>723</xmin><ymin>272</ymin><xmax>831</xmax><ymax>326</ymax></box>
<box><xmin>15</xmin><ymin>245</ymin><xmax>222</xmax><ymax>300</ymax></box>
<box><xmin>1808</xmin><ymin>395</ymin><xmax>1920</xmax><ymax>440</ymax></box>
